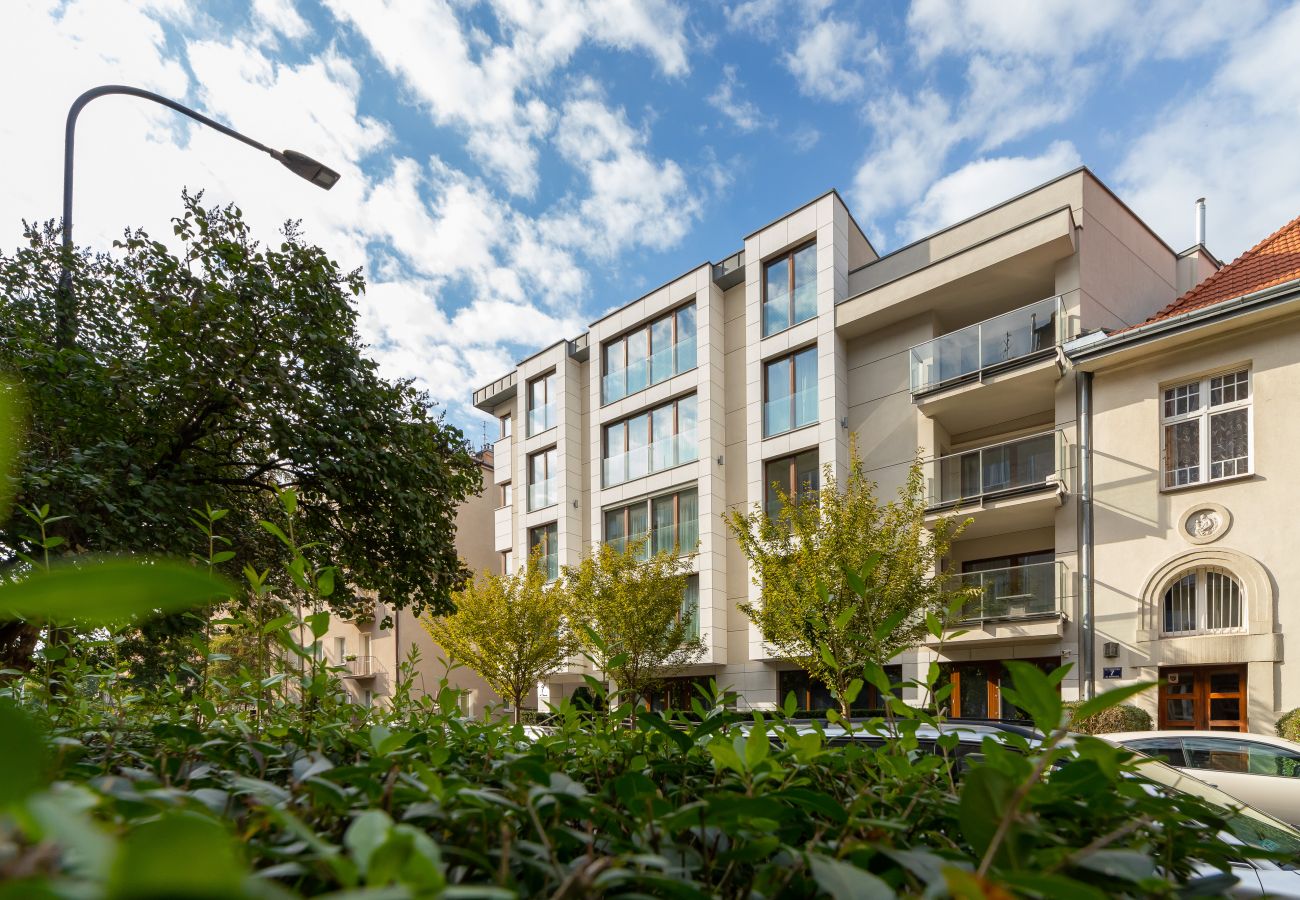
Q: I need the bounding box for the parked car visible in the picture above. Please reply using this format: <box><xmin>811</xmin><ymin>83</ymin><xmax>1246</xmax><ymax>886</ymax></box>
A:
<box><xmin>1106</xmin><ymin>731</ymin><xmax>1300</xmax><ymax>827</ymax></box>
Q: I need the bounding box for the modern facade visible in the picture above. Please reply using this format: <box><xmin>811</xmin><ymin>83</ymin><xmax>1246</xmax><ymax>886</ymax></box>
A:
<box><xmin>320</xmin><ymin>449</ymin><xmax>510</xmax><ymax>715</ymax></box>
<box><xmin>1069</xmin><ymin>213</ymin><xmax>1300</xmax><ymax>733</ymax></box>
<box><xmin>472</xmin><ymin>168</ymin><xmax>1241</xmax><ymax>721</ymax></box>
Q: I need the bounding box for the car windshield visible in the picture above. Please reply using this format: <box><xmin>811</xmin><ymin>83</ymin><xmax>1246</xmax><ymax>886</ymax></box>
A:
<box><xmin>1133</xmin><ymin>755</ymin><xmax>1300</xmax><ymax>858</ymax></box>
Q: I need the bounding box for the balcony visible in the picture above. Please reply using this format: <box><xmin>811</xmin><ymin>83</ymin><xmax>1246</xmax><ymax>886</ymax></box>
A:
<box><xmin>602</xmin><ymin>338</ymin><xmax>698</xmax><ymax>405</ymax></box>
<box><xmin>603</xmin><ymin>430</ymin><xmax>698</xmax><ymax>488</ymax></box>
<box><xmin>473</xmin><ymin>371</ymin><xmax>516</xmax><ymax>411</ymax></box>
<box><xmin>763</xmin><ymin>386</ymin><xmax>818</xmax><ymax>438</ymax></box>
<box><xmin>929</xmin><ymin>561</ymin><xmax>1068</xmax><ymax>646</ymax></box>
<box><xmin>909</xmin><ymin>296</ymin><xmax>1064</xmax><ymax>434</ymax></box>
<box><xmin>341</xmin><ymin>656</ymin><xmax>377</xmax><ymax>679</ymax></box>
<box><xmin>527</xmin><ymin>478</ymin><xmax>556</xmax><ymax>512</ymax></box>
<box><xmin>527</xmin><ymin>402</ymin><xmax>555</xmax><ymax>437</ymax></box>
<box><xmin>924</xmin><ymin>431</ymin><xmax>1067</xmax><ymax>539</ymax></box>
<box><xmin>606</xmin><ymin>521</ymin><xmax>700</xmax><ymax>560</ymax></box>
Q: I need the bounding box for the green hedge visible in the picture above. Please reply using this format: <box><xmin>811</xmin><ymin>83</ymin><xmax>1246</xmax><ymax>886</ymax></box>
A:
<box><xmin>1063</xmin><ymin>700</ymin><xmax>1153</xmax><ymax>734</ymax></box>
<box><xmin>1278</xmin><ymin>708</ymin><xmax>1300</xmax><ymax>742</ymax></box>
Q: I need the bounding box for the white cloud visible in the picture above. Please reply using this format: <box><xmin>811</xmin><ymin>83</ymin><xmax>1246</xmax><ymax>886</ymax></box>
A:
<box><xmin>783</xmin><ymin>16</ymin><xmax>884</xmax><ymax>103</ymax></box>
<box><xmin>251</xmin><ymin>0</ymin><xmax>310</xmax><ymax>43</ymax></box>
<box><xmin>900</xmin><ymin>141</ymin><xmax>1082</xmax><ymax>239</ymax></box>
<box><xmin>1116</xmin><ymin>3</ymin><xmax>1300</xmax><ymax>260</ymax></box>
<box><xmin>707</xmin><ymin>65</ymin><xmax>766</xmax><ymax>132</ymax></box>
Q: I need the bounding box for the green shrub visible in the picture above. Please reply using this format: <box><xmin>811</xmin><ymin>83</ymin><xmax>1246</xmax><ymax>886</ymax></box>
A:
<box><xmin>1065</xmin><ymin>700</ymin><xmax>1153</xmax><ymax>734</ymax></box>
<box><xmin>1278</xmin><ymin>707</ymin><xmax>1300</xmax><ymax>742</ymax></box>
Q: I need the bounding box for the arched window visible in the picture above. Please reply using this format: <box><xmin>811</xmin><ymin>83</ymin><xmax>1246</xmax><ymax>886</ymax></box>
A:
<box><xmin>1162</xmin><ymin>568</ymin><xmax>1243</xmax><ymax>635</ymax></box>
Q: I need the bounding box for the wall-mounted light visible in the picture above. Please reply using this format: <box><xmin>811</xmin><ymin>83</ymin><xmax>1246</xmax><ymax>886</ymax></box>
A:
<box><xmin>716</xmin><ymin>455</ymin><xmax>724</xmax><ymax>465</ymax></box>
<box><xmin>839</xmin><ymin>416</ymin><xmax>848</xmax><ymax>429</ymax></box>
<box><xmin>572</xmin><ymin>499</ymin><xmax>579</xmax><ymax>509</ymax></box>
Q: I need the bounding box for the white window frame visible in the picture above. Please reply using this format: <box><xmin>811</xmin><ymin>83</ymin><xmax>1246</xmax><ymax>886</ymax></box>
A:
<box><xmin>1161</xmin><ymin>566</ymin><xmax>1245</xmax><ymax>637</ymax></box>
<box><xmin>1160</xmin><ymin>367</ymin><xmax>1252</xmax><ymax>490</ymax></box>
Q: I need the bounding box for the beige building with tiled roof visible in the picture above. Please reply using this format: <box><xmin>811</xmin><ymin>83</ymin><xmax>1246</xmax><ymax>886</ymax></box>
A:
<box><xmin>1070</xmin><ymin>212</ymin><xmax>1300</xmax><ymax>732</ymax></box>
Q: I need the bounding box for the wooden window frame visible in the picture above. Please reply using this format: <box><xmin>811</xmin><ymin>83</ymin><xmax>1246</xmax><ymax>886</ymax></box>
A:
<box><xmin>763</xmin><ymin>449</ymin><xmax>820</xmax><ymax>518</ymax></box>
<box><xmin>761</xmin><ymin>240</ymin><xmax>817</xmax><ymax>337</ymax></box>
<box><xmin>602</xmin><ymin>487</ymin><xmax>698</xmax><ymax>552</ymax></box>
<box><xmin>602</xmin><ymin>394</ymin><xmax>697</xmax><ymax>485</ymax></box>
<box><xmin>763</xmin><ymin>346</ymin><xmax>817</xmax><ymax>438</ymax></box>
<box><xmin>600</xmin><ymin>302</ymin><xmax>698</xmax><ymax>405</ymax></box>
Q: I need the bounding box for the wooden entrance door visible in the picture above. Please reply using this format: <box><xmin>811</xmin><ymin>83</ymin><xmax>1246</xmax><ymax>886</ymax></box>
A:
<box><xmin>946</xmin><ymin>658</ymin><xmax>1060</xmax><ymax>720</ymax></box>
<box><xmin>1158</xmin><ymin>665</ymin><xmax>1247</xmax><ymax>731</ymax></box>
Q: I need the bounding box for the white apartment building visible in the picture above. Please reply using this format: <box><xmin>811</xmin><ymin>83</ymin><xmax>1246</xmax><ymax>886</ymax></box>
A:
<box><xmin>472</xmin><ymin>168</ymin><xmax>1220</xmax><ymax>717</ymax></box>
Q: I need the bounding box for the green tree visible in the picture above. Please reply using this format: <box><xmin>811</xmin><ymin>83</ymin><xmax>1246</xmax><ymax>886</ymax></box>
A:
<box><xmin>0</xmin><ymin>194</ymin><xmax>481</xmax><ymax>670</ymax></box>
<box><xmin>422</xmin><ymin>550</ymin><xmax>570</xmax><ymax>724</ymax></box>
<box><xmin>563</xmin><ymin>541</ymin><xmax>704</xmax><ymax>710</ymax></box>
<box><xmin>726</xmin><ymin>449</ymin><xmax>969</xmax><ymax>719</ymax></box>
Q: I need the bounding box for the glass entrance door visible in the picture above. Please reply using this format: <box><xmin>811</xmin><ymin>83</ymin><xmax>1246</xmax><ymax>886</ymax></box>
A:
<box><xmin>1158</xmin><ymin>665</ymin><xmax>1247</xmax><ymax>732</ymax></box>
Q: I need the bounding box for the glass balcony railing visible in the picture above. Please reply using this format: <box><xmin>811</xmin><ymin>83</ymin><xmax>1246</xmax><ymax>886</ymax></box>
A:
<box><xmin>924</xmin><ymin>430</ymin><xmax>1065</xmax><ymax>509</ymax></box>
<box><xmin>949</xmin><ymin>560</ymin><xmax>1066</xmax><ymax>623</ymax></box>
<box><xmin>602</xmin><ymin>338</ymin><xmax>699</xmax><ymax>405</ymax></box>
<box><xmin>606</xmin><ymin>521</ymin><xmax>700</xmax><ymax>560</ymax></box>
<box><xmin>535</xmin><ymin>552</ymin><xmax>558</xmax><ymax>583</ymax></box>
<box><xmin>909</xmin><ymin>296</ymin><xmax>1064</xmax><ymax>396</ymax></box>
<box><xmin>763</xmin><ymin>386</ymin><xmax>818</xmax><ymax>437</ymax></box>
<box><xmin>602</xmin><ymin>430</ymin><xmax>698</xmax><ymax>487</ymax></box>
<box><xmin>527</xmin><ymin>478</ymin><xmax>556</xmax><ymax>511</ymax></box>
<box><xmin>527</xmin><ymin>402</ymin><xmax>555</xmax><ymax>437</ymax></box>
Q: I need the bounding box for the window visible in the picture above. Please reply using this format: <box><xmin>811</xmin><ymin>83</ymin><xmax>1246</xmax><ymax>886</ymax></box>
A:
<box><xmin>527</xmin><ymin>448</ymin><xmax>557</xmax><ymax>511</ymax></box>
<box><xmin>764</xmin><ymin>449</ymin><xmax>819</xmax><ymax>519</ymax></box>
<box><xmin>334</xmin><ymin>636</ymin><xmax>347</xmax><ymax>662</ymax></box>
<box><xmin>529</xmin><ymin>523</ymin><xmax>558</xmax><ymax>582</ymax></box>
<box><xmin>1182</xmin><ymin>738</ymin><xmax>1300</xmax><ymax>777</ymax></box>
<box><xmin>763</xmin><ymin>347</ymin><xmax>817</xmax><ymax>437</ymax></box>
<box><xmin>499</xmin><ymin>413</ymin><xmax>512</xmax><ymax>439</ymax></box>
<box><xmin>1126</xmin><ymin>737</ymin><xmax>1188</xmax><ymax>767</ymax></box>
<box><xmin>778</xmin><ymin>665</ymin><xmax>902</xmax><ymax>713</ymax></box>
<box><xmin>602</xmin><ymin>395</ymin><xmax>698</xmax><ymax>487</ymax></box>
<box><xmin>602</xmin><ymin>303</ymin><xmax>697</xmax><ymax>404</ymax></box>
<box><xmin>1161</xmin><ymin>567</ymin><xmax>1243</xmax><ymax>635</ymax></box>
<box><xmin>680</xmin><ymin>575</ymin><xmax>700</xmax><ymax>641</ymax></box>
<box><xmin>603</xmin><ymin>488</ymin><xmax>699</xmax><ymax>558</ymax></box>
<box><xmin>502</xmin><ymin>550</ymin><xmax>513</xmax><ymax>574</ymax></box>
<box><xmin>527</xmin><ymin>371</ymin><xmax>556</xmax><ymax>437</ymax></box>
<box><xmin>762</xmin><ymin>242</ymin><xmax>817</xmax><ymax>336</ymax></box>
<box><xmin>1162</xmin><ymin>368</ymin><xmax>1250</xmax><ymax>488</ymax></box>
<box><xmin>499</xmin><ymin>482</ymin><xmax>512</xmax><ymax>508</ymax></box>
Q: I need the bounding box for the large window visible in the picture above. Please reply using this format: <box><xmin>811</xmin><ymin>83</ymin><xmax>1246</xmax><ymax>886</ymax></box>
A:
<box><xmin>602</xmin><ymin>303</ymin><xmax>698</xmax><ymax>404</ymax></box>
<box><xmin>778</xmin><ymin>665</ymin><xmax>901</xmax><ymax>714</ymax></box>
<box><xmin>764</xmin><ymin>449</ymin><xmax>819</xmax><ymax>519</ymax></box>
<box><xmin>527</xmin><ymin>371</ymin><xmax>556</xmax><ymax>437</ymax></box>
<box><xmin>1162</xmin><ymin>567</ymin><xmax>1244</xmax><ymax>636</ymax></box>
<box><xmin>528</xmin><ymin>523</ymin><xmax>558</xmax><ymax>582</ymax></box>
<box><xmin>680</xmin><ymin>575</ymin><xmax>700</xmax><ymax>642</ymax></box>
<box><xmin>602</xmin><ymin>395</ymin><xmax>698</xmax><ymax>487</ymax></box>
<box><xmin>1162</xmin><ymin>369</ymin><xmax>1250</xmax><ymax>488</ymax></box>
<box><xmin>603</xmin><ymin>488</ymin><xmax>699</xmax><ymax>558</ymax></box>
<box><xmin>762</xmin><ymin>242</ymin><xmax>817</xmax><ymax>336</ymax></box>
<box><xmin>763</xmin><ymin>347</ymin><xmax>817</xmax><ymax>437</ymax></box>
<box><xmin>527</xmin><ymin>448</ymin><xmax>557</xmax><ymax>511</ymax></box>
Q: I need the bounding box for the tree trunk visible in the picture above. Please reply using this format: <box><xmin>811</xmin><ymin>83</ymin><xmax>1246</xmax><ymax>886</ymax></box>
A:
<box><xmin>512</xmin><ymin>692</ymin><xmax>522</xmax><ymax>725</ymax></box>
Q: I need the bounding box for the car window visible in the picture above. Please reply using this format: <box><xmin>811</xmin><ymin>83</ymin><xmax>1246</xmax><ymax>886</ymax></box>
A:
<box><xmin>1244</xmin><ymin>742</ymin><xmax>1300</xmax><ymax>778</ymax></box>
<box><xmin>1185</xmin><ymin>737</ymin><xmax>1252</xmax><ymax>773</ymax></box>
<box><xmin>1126</xmin><ymin>737</ymin><xmax>1187</xmax><ymax>767</ymax></box>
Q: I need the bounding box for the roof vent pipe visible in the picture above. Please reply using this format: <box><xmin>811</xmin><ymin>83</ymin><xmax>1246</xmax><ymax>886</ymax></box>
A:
<box><xmin>1195</xmin><ymin>197</ymin><xmax>1207</xmax><ymax>246</ymax></box>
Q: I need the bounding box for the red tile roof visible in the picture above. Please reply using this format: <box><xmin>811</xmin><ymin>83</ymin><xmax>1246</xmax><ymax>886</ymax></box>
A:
<box><xmin>1142</xmin><ymin>213</ymin><xmax>1300</xmax><ymax>325</ymax></box>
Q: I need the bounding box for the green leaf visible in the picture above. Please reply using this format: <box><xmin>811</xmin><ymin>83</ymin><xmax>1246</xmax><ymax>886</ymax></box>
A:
<box><xmin>259</xmin><ymin>520</ymin><xmax>292</xmax><ymax>548</ymax></box>
<box><xmin>106</xmin><ymin>812</ymin><xmax>246</xmax><ymax>898</ymax></box>
<box><xmin>317</xmin><ymin>566</ymin><xmax>336</xmax><ymax>598</ymax></box>
<box><xmin>0</xmin><ymin>702</ymin><xmax>45</xmax><ymax>805</ymax></box>
<box><xmin>1073</xmin><ymin>849</ymin><xmax>1157</xmax><ymax>883</ymax></box>
<box><xmin>306</xmin><ymin>611</ymin><xmax>331</xmax><ymax>639</ymax></box>
<box><xmin>832</xmin><ymin>603</ymin><xmax>856</xmax><ymax>631</ymax></box>
<box><xmin>210</xmin><ymin>550</ymin><xmax>236</xmax><ymax>565</ymax></box>
<box><xmin>261</xmin><ymin>613</ymin><xmax>295</xmax><ymax>634</ymax></box>
<box><xmin>744</xmin><ymin>722</ymin><xmax>770</xmax><ymax>768</ymax></box>
<box><xmin>0</xmin><ymin>559</ymin><xmax>232</xmax><ymax>625</ymax></box>
<box><xmin>0</xmin><ymin>380</ymin><xmax>23</xmax><ymax>520</ymax></box>
<box><xmin>958</xmin><ymin>765</ymin><xmax>1014</xmax><ymax>860</ymax></box>
<box><xmin>872</xmin><ymin>608</ymin><xmax>908</xmax><ymax>642</ymax></box>
<box><xmin>807</xmin><ymin>853</ymin><xmax>893</xmax><ymax>900</ymax></box>
<box><xmin>637</xmin><ymin>710</ymin><xmax>691</xmax><ymax>753</ymax></box>
<box><xmin>278</xmin><ymin>488</ymin><xmax>298</xmax><ymax>517</ymax></box>
<box><xmin>1069</xmin><ymin>681</ymin><xmax>1156</xmax><ymax>726</ymax></box>
<box><xmin>1002</xmin><ymin>660</ymin><xmax>1063</xmax><ymax>731</ymax></box>
<box><xmin>345</xmin><ymin>809</ymin><xmax>393</xmax><ymax>876</ymax></box>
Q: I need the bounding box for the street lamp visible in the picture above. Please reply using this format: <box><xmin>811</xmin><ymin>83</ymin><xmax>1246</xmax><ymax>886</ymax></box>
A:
<box><xmin>57</xmin><ymin>84</ymin><xmax>341</xmax><ymax>346</ymax></box>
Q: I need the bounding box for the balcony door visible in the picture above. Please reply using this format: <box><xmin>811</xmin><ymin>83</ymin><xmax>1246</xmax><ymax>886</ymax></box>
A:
<box><xmin>1158</xmin><ymin>665</ymin><xmax>1247</xmax><ymax>732</ymax></box>
<box><xmin>943</xmin><ymin>657</ymin><xmax>1060</xmax><ymax>721</ymax></box>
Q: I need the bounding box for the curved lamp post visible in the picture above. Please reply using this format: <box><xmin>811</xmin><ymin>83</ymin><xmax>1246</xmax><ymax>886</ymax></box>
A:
<box><xmin>57</xmin><ymin>84</ymin><xmax>341</xmax><ymax>346</ymax></box>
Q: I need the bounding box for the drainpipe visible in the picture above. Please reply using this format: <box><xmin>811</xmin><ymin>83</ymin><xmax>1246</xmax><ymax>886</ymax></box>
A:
<box><xmin>1076</xmin><ymin>370</ymin><xmax>1095</xmax><ymax>699</ymax></box>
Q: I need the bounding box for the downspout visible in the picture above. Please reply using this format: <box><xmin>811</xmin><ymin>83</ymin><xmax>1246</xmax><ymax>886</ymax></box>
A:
<box><xmin>1076</xmin><ymin>370</ymin><xmax>1095</xmax><ymax>699</ymax></box>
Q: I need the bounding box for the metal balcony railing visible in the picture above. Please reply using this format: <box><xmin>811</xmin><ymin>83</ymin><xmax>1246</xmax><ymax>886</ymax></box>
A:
<box><xmin>949</xmin><ymin>560</ymin><xmax>1066</xmax><ymax>623</ymax></box>
<box><xmin>527</xmin><ymin>478</ymin><xmax>556</xmax><ymax>511</ymax></box>
<box><xmin>603</xmin><ymin>430</ymin><xmax>698</xmax><ymax>487</ymax></box>
<box><xmin>342</xmin><ymin>656</ymin><xmax>377</xmax><ymax>678</ymax></box>
<box><xmin>924</xmin><ymin>430</ymin><xmax>1065</xmax><ymax>510</ymax></box>
<box><xmin>909</xmin><ymin>295</ymin><xmax>1064</xmax><ymax>396</ymax></box>
<box><xmin>527</xmin><ymin>402</ymin><xmax>555</xmax><ymax>437</ymax></box>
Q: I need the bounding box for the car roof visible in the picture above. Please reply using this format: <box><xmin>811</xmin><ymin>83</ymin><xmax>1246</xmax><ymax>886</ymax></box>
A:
<box><xmin>1105</xmin><ymin>730</ymin><xmax>1300</xmax><ymax>751</ymax></box>
<box><xmin>781</xmin><ymin>721</ymin><xmax>1040</xmax><ymax>744</ymax></box>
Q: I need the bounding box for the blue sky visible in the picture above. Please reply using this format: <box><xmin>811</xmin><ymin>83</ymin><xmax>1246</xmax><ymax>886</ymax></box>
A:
<box><xmin>5</xmin><ymin>0</ymin><xmax>1300</xmax><ymax>438</ymax></box>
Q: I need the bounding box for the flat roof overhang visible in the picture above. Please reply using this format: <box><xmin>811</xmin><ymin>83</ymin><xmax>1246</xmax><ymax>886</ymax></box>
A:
<box><xmin>835</xmin><ymin>206</ymin><xmax>1077</xmax><ymax>340</ymax></box>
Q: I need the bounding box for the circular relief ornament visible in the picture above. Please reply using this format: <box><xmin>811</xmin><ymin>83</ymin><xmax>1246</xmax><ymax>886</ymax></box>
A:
<box><xmin>1179</xmin><ymin>503</ymin><xmax>1231</xmax><ymax>545</ymax></box>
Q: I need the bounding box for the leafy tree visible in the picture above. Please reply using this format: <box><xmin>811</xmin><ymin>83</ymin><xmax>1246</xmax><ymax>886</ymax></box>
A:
<box><xmin>0</xmin><ymin>194</ymin><xmax>482</xmax><ymax>669</ymax></box>
<box><xmin>422</xmin><ymin>549</ymin><xmax>570</xmax><ymax>723</ymax></box>
<box><xmin>726</xmin><ymin>448</ymin><xmax>969</xmax><ymax>719</ymax></box>
<box><xmin>563</xmin><ymin>540</ymin><xmax>704</xmax><ymax>710</ymax></box>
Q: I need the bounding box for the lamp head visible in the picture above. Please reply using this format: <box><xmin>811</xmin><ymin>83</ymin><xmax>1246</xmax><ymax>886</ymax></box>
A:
<box><xmin>278</xmin><ymin>149</ymin><xmax>340</xmax><ymax>190</ymax></box>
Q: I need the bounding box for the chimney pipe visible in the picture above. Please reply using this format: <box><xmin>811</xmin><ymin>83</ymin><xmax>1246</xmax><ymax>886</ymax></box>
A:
<box><xmin>1195</xmin><ymin>197</ymin><xmax>1206</xmax><ymax>246</ymax></box>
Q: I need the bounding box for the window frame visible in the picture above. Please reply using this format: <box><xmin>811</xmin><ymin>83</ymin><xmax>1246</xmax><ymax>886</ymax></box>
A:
<box><xmin>528</xmin><ymin>522</ymin><xmax>558</xmax><ymax>582</ymax></box>
<box><xmin>1160</xmin><ymin>367</ymin><xmax>1252</xmax><ymax>490</ymax></box>
<box><xmin>1160</xmin><ymin>566</ymin><xmax>1245</xmax><ymax>637</ymax></box>
<box><xmin>601</xmin><ymin>394</ymin><xmax>698</xmax><ymax>487</ymax></box>
<box><xmin>600</xmin><ymin>302</ymin><xmax>698</xmax><ymax>406</ymax></box>
<box><xmin>602</xmin><ymin>487</ymin><xmax>700</xmax><ymax>557</ymax></box>
<box><xmin>763</xmin><ymin>449</ymin><xmax>820</xmax><ymax>519</ymax></box>
<box><xmin>761</xmin><ymin>240</ymin><xmax>817</xmax><ymax>338</ymax></box>
<box><xmin>526</xmin><ymin>370</ymin><xmax>557</xmax><ymax>437</ymax></box>
<box><xmin>763</xmin><ymin>345</ymin><xmax>818</xmax><ymax>438</ymax></box>
<box><xmin>499</xmin><ymin>413</ymin><xmax>512</xmax><ymax>439</ymax></box>
<box><xmin>499</xmin><ymin>481</ymin><xmax>512</xmax><ymax>509</ymax></box>
<box><xmin>526</xmin><ymin>447</ymin><xmax>558</xmax><ymax>511</ymax></box>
